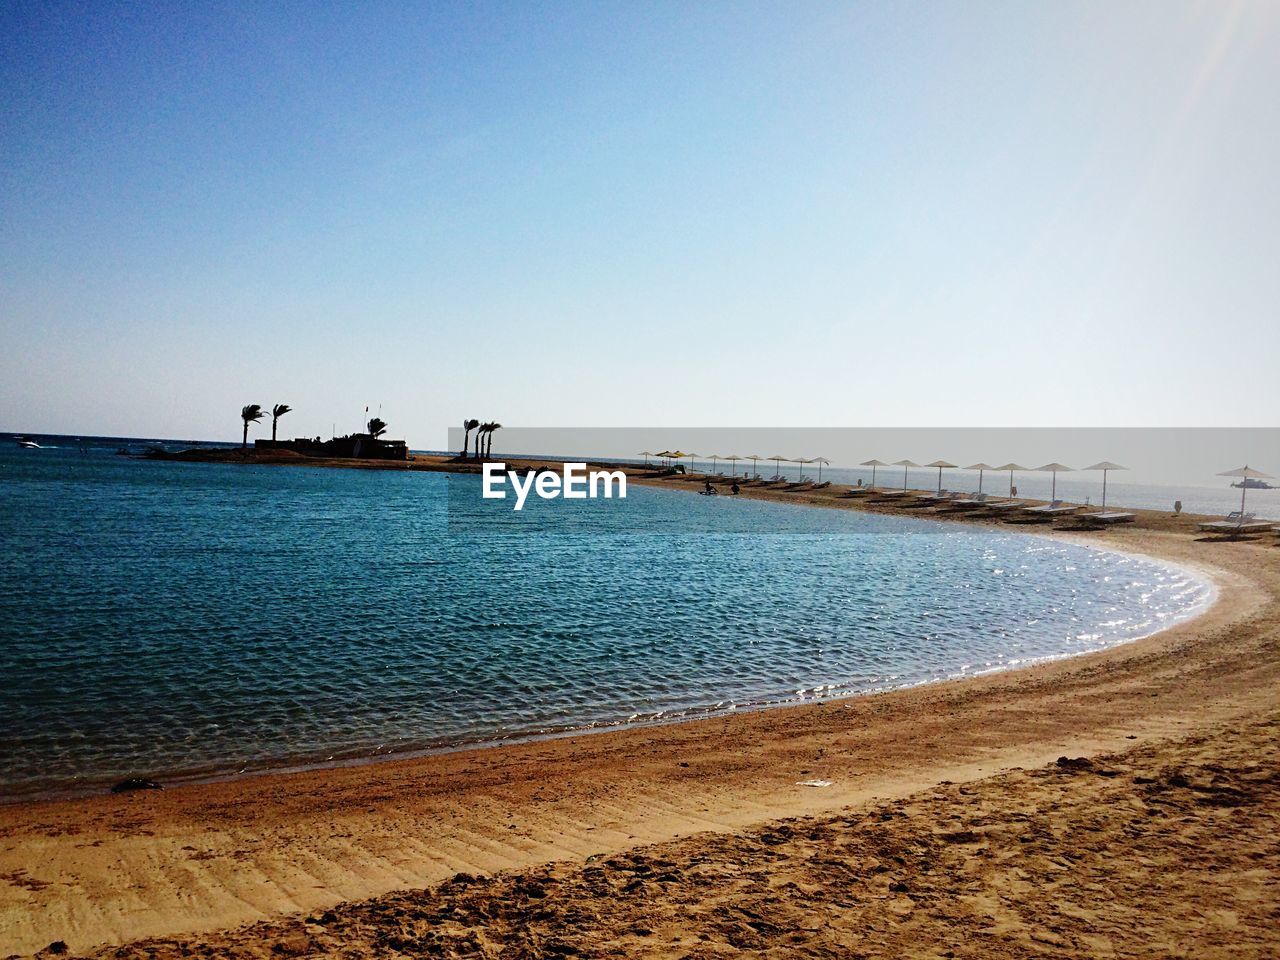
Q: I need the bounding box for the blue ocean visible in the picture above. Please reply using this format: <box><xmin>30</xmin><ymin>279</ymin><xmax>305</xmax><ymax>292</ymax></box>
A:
<box><xmin>0</xmin><ymin>438</ymin><xmax>1212</xmax><ymax>798</ymax></box>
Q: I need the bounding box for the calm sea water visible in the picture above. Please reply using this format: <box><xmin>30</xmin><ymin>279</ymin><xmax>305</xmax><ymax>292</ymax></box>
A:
<box><xmin>0</xmin><ymin>441</ymin><xmax>1212</xmax><ymax>798</ymax></box>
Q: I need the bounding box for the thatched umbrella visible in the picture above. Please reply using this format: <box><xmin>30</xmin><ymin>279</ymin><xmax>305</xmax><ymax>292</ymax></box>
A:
<box><xmin>1218</xmin><ymin>465</ymin><xmax>1275</xmax><ymax>515</ymax></box>
<box><xmin>925</xmin><ymin>459</ymin><xmax>957</xmax><ymax>495</ymax></box>
<box><xmin>893</xmin><ymin>459</ymin><xmax>921</xmax><ymax>491</ymax></box>
<box><xmin>994</xmin><ymin>462</ymin><xmax>1028</xmax><ymax>498</ymax></box>
<box><xmin>1036</xmin><ymin>462</ymin><xmax>1075</xmax><ymax>502</ymax></box>
<box><xmin>965</xmin><ymin>462</ymin><xmax>996</xmax><ymax>495</ymax></box>
<box><xmin>1083</xmin><ymin>461</ymin><xmax>1126</xmax><ymax>511</ymax></box>
<box><xmin>861</xmin><ymin>459</ymin><xmax>887</xmax><ymax>488</ymax></box>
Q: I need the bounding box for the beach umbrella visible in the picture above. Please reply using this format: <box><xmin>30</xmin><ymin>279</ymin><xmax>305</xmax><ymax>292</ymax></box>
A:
<box><xmin>744</xmin><ymin>455</ymin><xmax>763</xmax><ymax>479</ymax></box>
<box><xmin>794</xmin><ymin>457</ymin><xmax>813</xmax><ymax>481</ymax></box>
<box><xmin>1036</xmin><ymin>463</ymin><xmax>1075</xmax><ymax>502</ymax></box>
<box><xmin>965</xmin><ymin>463</ymin><xmax>996</xmax><ymax>495</ymax></box>
<box><xmin>861</xmin><ymin>458</ymin><xmax>887</xmax><ymax>488</ymax></box>
<box><xmin>1218</xmin><ymin>465</ymin><xmax>1275</xmax><ymax>515</ymax></box>
<box><xmin>812</xmin><ymin>457</ymin><xmax>831</xmax><ymax>483</ymax></box>
<box><xmin>706</xmin><ymin>454</ymin><xmax>721</xmax><ymax>474</ymax></box>
<box><xmin>640</xmin><ymin>451</ymin><xmax>653</xmax><ymax>467</ymax></box>
<box><xmin>768</xmin><ymin>454</ymin><xmax>789</xmax><ymax>479</ymax></box>
<box><xmin>925</xmin><ymin>460</ymin><xmax>957</xmax><ymax>495</ymax></box>
<box><xmin>725</xmin><ymin>454</ymin><xmax>743</xmax><ymax>477</ymax></box>
<box><xmin>995</xmin><ymin>462</ymin><xmax>1028</xmax><ymax>497</ymax></box>
<box><xmin>1084</xmin><ymin>461</ymin><xmax>1126</xmax><ymax>511</ymax></box>
<box><xmin>893</xmin><ymin>459</ymin><xmax>921</xmax><ymax>491</ymax></box>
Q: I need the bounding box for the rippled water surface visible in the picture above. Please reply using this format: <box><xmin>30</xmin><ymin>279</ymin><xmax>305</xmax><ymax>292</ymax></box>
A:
<box><xmin>0</xmin><ymin>445</ymin><xmax>1212</xmax><ymax>797</ymax></box>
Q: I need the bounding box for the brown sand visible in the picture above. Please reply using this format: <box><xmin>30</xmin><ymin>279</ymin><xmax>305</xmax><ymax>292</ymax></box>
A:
<box><xmin>2</xmin><ymin>465</ymin><xmax>1277</xmax><ymax>957</ymax></box>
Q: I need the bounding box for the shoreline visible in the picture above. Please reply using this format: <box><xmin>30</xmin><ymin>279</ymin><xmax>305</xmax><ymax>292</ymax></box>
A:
<box><xmin>0</xmin><ymin>467</ymin><xmax>1218</xmax><ymax>806</ymax></box>
<box><xmin>2</xmin><ymin>460</ymin><xmax>1277</xmax><ymax>955</ymax></box>
<box><xmin>0</xmin><ymin>561</ymin><xmax>1216</xmax><ymax>808</ymax></box>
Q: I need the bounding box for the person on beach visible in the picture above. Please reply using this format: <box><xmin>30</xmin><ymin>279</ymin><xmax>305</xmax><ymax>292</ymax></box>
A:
<box><xmin>731</xmin><ymin>481</ymin><xmax>740</xmax><ymax>495</ymax></box>
<box><xmin>703</xmin><ymin>481</ymin><xmax>717</xmax><ymax>495</ymax></box>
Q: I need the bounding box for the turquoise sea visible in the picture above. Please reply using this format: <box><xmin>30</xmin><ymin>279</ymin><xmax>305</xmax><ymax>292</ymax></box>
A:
<box><xmin>0</xmin><ymin>439</ymin><xmax>1212</xmax><ymax>798</ymax></box>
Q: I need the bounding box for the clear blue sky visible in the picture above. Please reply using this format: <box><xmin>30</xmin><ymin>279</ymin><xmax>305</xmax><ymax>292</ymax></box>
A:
<box><xmin>2</xmin><ymin>1</ymin><xmax>1277</xmax><ymax>445</ymax></box>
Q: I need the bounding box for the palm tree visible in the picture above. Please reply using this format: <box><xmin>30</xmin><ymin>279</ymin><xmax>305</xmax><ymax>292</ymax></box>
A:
<box><xmin>462</xmin><ymin>419</ymin><xmax>480</xmax><ymax>458</ymax></box>
<box><xmin>367</xmin><ymin>417</ymin><xmax>388</xmax><ymax>438</ymax></box>
<box><xmin>474</xmin><ymin>422</ymin><xmax>488</xmax><ymax>459</ymax></box>
<box><xmin>270</xmin><ymin>403</ymin><xmax>292</xmax><ymax>442</ymax></box>
<box><xmin>241</xmin><ymin>404</ymin><xmax>265</xmax><ymax>451</ymax></box>
<box><xmin>485</xmin><ymin>422</ymin><xmax>501</xmax><ymax>458</ymax></box>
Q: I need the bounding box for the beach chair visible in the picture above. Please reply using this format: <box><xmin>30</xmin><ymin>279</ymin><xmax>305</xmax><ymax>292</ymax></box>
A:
<box><xmin>913</xmin><ymin>490</ymin><xmax>951</xmax><ymax>503</ymax></box>
<box><xmin>1023</xmin><ymin>501</ymin><xmax>1079</xmax><ymax>516</ymax></box>
<box><xmin>1197</xmin><ymin>512</ymin><xmax>1274</xmax><ymax>535</ymax></box>
<box><xmin>872</xmin><ymin>490</ymin><xmax>912</xmax><ymax>501</ymax></box>
<box><xmin>1197</xmin><ymin>511</ymin><xmax>1253</xmax><ymax>530</ymax></box>
<box><xmin>980</xmin><ymin>501</ymin><xmax>1022</xmax><ymax>512</ymax></box>
<box><xmin>1079</xmin><ymin>511</ymin><xmax>1136</xmax><ymax>526</ymax></box>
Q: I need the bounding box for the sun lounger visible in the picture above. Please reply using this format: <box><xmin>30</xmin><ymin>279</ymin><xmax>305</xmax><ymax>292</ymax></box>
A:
<box><xmin>913</xmin><ymin>491</ymin><xmax>952</xmax><ymax>503</ymax></box>
<box><xmin>1023</xmin><ymin>503</ymin><xmax>1078</xmax><ymax>516</ymax></box>
<box><xmin>873</xmin><ymin>490</ymin><xmax>912</xmax><ymax>499</ymax></box>
<box><xmin>1197</xmin><ymin>519</ymin><xmax>1275</xmax><ymax>535</ymax></box>
<box><xmin>1079</xmin><ymin>511</ymin><xmax>1136</xmax><ymax>526</ymax></box>
<box><xmin>980</xmin><ymin>501</ymin><xmax>1022</xmax><ymax>512</ymax></box>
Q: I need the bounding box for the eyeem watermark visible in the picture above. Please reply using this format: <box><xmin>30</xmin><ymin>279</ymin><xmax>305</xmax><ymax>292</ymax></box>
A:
<box><xmin>482</xmin><ymin>462</ymin><xmax>627</xmax><ymax>511</ymax></box>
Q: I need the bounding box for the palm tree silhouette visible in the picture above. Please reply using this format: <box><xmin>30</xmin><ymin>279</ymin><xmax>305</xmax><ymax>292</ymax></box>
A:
<box><xmin>241</xmin><ymin>404</ymin><xmax>265</xmax><ymax>451</ymax></box>
<box><xmin>485</xmin><ymin>422</ymin><xmax>501</xmax><ymax>458</ymax></box>
<box><xmin>462</xmin><ymin>419</ymin><xmax>480</xmax><ymax>458</ymax></box>
<box><xmin>474</xmin><ymin>422</ymin><xmax>488</xmax><ymax>459</ymax></box>
<box><xmin>367</xmin><ymin>417</ymin><xmax>388</xmax><ymax>438</ymax></box>
<box><xmin>270</xmin><ymin>404</ymin><xmax>292</xmax><ymax>442</ymax></box>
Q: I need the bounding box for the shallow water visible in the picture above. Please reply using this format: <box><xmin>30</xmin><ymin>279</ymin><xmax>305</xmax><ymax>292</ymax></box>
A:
<box><xmin>0</xmin><ymin>445</ymin><xmax>1211</xmax><ymax>797</ymax></box>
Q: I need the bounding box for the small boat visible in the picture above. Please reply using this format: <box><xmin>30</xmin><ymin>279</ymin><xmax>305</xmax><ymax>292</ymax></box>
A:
<box><xmin>16</xmin><ymin>437</ymin><xmax>40</xmax><ymax>449</ymax></box>
<box><xmin>1232</xmin><ymin>478</ymin><xmax>1275</xmax><ymax>490</ymax></box>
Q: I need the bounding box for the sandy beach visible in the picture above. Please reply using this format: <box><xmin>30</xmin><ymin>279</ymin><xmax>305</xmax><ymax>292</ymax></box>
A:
<box><xmin>2</xmin><ymin>464</ymin><xmax>1278</xmax><ymax>958</ymax></box>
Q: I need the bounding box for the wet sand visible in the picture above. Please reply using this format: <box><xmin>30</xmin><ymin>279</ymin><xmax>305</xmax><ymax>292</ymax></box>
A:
<box><xmin>2</xmin><ymin>463</ymin><xmax>1278</xmax><ymax>957</ymax></box>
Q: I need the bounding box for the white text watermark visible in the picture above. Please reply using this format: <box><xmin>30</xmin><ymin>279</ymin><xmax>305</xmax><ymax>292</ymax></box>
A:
<box><xmin>482</xmin><ymin>462</ymin><xmax>627</xmax><ymax>510</ymax></box>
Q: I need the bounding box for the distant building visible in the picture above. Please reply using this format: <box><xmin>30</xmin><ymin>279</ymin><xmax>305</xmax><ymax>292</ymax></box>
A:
<box><xmin>256</xmin><ymin>433</ymin><xmax>408</xmax><ymax>460</ymax></box>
